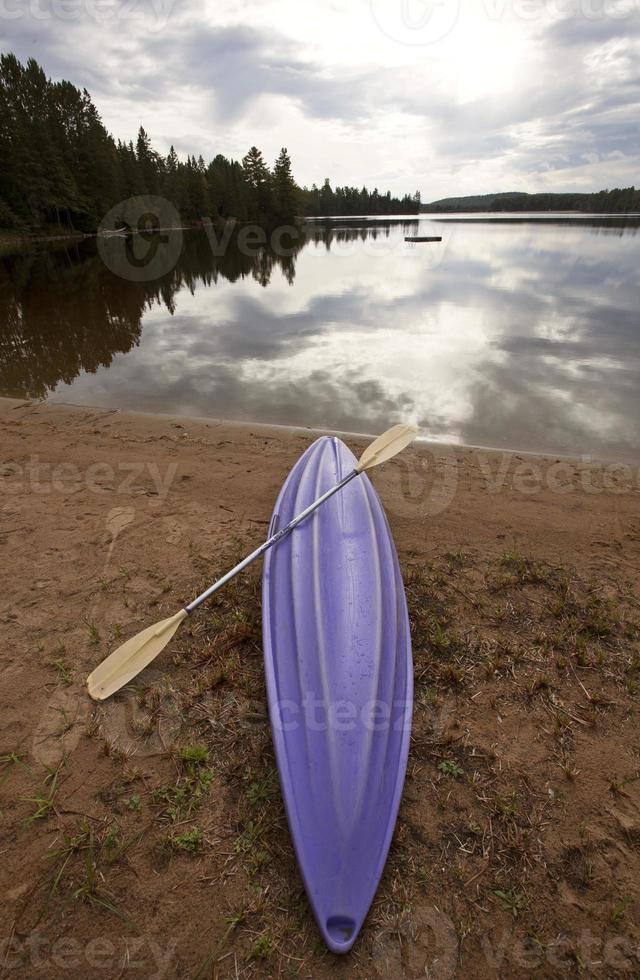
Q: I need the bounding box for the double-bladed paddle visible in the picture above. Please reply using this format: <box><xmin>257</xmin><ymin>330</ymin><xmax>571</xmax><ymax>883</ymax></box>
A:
<box><xmin>86</xmin><ymin>423</ymin><xmax>418</xmax><ymax>700</ymax></box>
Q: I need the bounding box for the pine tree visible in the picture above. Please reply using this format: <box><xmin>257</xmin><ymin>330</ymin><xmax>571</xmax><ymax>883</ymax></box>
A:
<box><xmin>320</xmin><ymin>178</ymin><xmax>334</xmax><ymax>216</ymax></box>
<box><xmin>272</xmin><ymin>147</ymin><xmax>298</xmax><ymax>223</ymax></box>
<box><xmin>242</xmin><ymin>146</ymin><xmax>270</xmax><ymax>189</ymax></box>
<box><xmin>136</xmin><ymin>126</ymin><xmax>159</xmax><ymax>194</ymax></box>
<box><xmin>241</xmin><ymin>146</ymin><xmax>273</xmax><ymax>223</ymax></box>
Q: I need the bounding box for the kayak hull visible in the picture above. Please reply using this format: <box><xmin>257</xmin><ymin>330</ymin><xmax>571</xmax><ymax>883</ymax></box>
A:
<box><xmin>262</xmin><ymin>436</ymin><xmax>412</xmax><ymax>953</ymax></box>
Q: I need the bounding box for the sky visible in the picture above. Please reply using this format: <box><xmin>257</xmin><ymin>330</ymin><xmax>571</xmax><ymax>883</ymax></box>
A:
<box><xmin>1</xmin><ymin>0</ymin><xmax>639</xmax><ymax>199</ymax></box>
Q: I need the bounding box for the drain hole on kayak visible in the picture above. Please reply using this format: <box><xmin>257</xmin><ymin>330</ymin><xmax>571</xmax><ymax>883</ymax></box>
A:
<box><xmin>326</xmin><ymin>916</ymin><xmax>356</xmax><ymax>943</ymax></box>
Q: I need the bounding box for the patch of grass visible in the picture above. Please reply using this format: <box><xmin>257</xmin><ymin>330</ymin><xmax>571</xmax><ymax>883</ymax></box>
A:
<box><xmin>55</xmin><ymin>705</ymin><xmax>77</xmax><ymax>738</ymax></box>
<box><xmin>84</xmin><ymin>712</ymin><xmax>100</xmax><ymax>738</ymax></box>
<box><xmin>560</xmin><ymin>845</ymin><xmax>594</xmax><ymax>891</ymax></box>
<box><xmin>416</xmin><ymin>686</ymin><xmax>438</xmax><ymax>708</ymax></box>
<box><xmin>438</xmin><ymin>664</ymin><xmax>465</xmax><ymax>687</ymax></box>
<box><xmin>245</xmin><ymin>768</ymin><xmax>278</xmax><ymax>807</ymax></box>
<box><xmin>582</xmin><ymin>595</ymin><xmax>619</xmax><ymax>638</ymax></box>
<box><xmin>48</xmin><ymin>658</ymin><xmax>72</xmax><ymax>686</ymax></box>
<box><xmin>430</xmin><ymin>621</ymin><xmax>455</xmax><ymax>653</ymax></box>
<box><xmin>22</xmin><ymin>762</ymin><xmax>62</xmax><ymax>823</ymax></box>
<box><xmin>83</xmin><ymin>618</ymin><xmax>100</xmax><ymax>645</ymax></box>
<box><xmin>43</xmin><ymin>820</ymin><xmax>137</xmax><ymax>927</ymax></box>
<box><xmin>438</xmin><ymin>760</ymin><xmax>464</xmax><ymax>778</ymax></box>
<box><xmin>558</xmin><ymin>758</ymin><xmax>581</xmax><ymax>780</ymax></box>
<box><xmin>234</xmin><ymin>820</ymin><xmax>264</xmax><ymax>854</ymax></box>
<box><xmin>193</xmin><ymin>904</ymin><xmax>252</xmax><ymax>979</ymax></box>
<box><xmin>73</xmin><ymin>835</ymin><xmax>132</xmax><ymax>922</ymax></box>
<box><xmin>494</xmin><ymin>889</ymin><xmax>528</xmax><ymax>917</ymax></box>
<box><xmin>101</xmin><ymin>823</ymin><xmax>123</xmax><ymax>862</ymax></box>
<box><xmin>444</xmin><ymin>549</ymin><xmax>469</xmax><ymax>568</ymax></box>
<box><xmin>611</xmin><ymin>897</ymin><xmax>629</xmax><ymax>923</ymax></box>
<box><xmin>180</xmin><ymin>744</ymin><xmax>209</xmax><ymax>765</ymax></box>
<box><xmin>224</xmin><ymin>909</ymin><xmax>247</xmax><ymax>936</ymax></box>
<box><xmin>102</xmin><ymin>739</ymin><xmax>130</xmax><ymax>763</ymax></box>
<box><xmin>251</xmin><ymin>929</ymin><xmax>274</xmax><ymax>959</ymax></box>
<box><xmin>169</xmin><ymin>827</ymin><xmax>203</xmax><ymax>853</ymax></box>
<box><xmin>0</xmin><ymin>751</ymin><xmax>29</xmax><ymax>788</ymax></box>
<box><xmin>499</xmin><ymin>551</ymin><xmax>549</xmax><ymax>585</ymax></box>
<box><xmin>608</xmin><ymin>774</ymin><xmax>633</xmax><ymax>796</ymax></box>
<box><xmin>488</xmin><ymin>791</ymin><xmax>520</xmax><ymax>820</ymax></box>
<box><xmin>153</xmin><ymin>758</ymin><xmax>214</xmax><ymax>822</ymax></box>
<box><xmin>234</xmin><ymin>820</ymin><xmax>270</xmax><ymax>874</ymax></box>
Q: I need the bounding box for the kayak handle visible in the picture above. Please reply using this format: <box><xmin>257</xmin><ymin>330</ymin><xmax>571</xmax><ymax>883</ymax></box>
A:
<box><xmin>185</xmin><ymin>468</ymin><xmax>358</xmax><ymax>614</ymax></box>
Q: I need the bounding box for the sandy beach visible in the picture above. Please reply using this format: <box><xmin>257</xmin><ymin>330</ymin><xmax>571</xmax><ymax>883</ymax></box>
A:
<box><xmin>1</xmin><ymin>396</ymin><xmax>639</xmax><ymax>978</ymax></box>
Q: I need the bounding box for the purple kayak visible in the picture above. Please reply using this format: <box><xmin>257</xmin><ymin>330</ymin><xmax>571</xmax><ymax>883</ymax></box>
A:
<box><xmin>262</xmin><ymin>436</ymin><xmax>412</xmax><ymax>954</ymax></box>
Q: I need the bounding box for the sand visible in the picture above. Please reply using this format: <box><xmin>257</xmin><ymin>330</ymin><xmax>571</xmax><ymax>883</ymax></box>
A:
<box><xmin>1</xmin><ymin>397</ymin><xmax>639</xmax><ymax>978</ymax></box>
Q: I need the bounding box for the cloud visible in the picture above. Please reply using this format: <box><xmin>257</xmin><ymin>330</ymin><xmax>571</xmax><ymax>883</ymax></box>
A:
<box><xmin>1</xmin><ymin>0</ymin><xmax>638</xmax><ymax>195</ymax></box>
<box><xmin>143</xmin><ymin>24</ymin><xmax>374</xmax><ymax>122</ymax></box>
<box><xmin>545</xmin><ymin>7</ymin><xmax>640</xmax><ymax>47</ymax></box>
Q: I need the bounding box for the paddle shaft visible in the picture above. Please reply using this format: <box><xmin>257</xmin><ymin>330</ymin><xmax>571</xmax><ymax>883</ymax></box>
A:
<box><xmin>184</xmin><ymin>469</ymin><xmax>358</xmax><ymax>614</ymax></box>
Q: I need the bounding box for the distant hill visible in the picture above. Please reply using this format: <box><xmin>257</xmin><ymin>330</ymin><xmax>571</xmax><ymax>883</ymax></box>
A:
<box><xmin>421</xmin><ymin>188</ymin><xmax>639</xmax><ymax>214</ymax></box>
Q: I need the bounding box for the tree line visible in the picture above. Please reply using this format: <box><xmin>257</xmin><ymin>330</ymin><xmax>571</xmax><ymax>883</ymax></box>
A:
<box><xmin>0</xmin><ymin>54</ymin><xmax>421</xmax><ymax>235</ymax></box>
<box><xmin>422</xmin><ymin>189</ymin><xmax>640</xmax><ymax>213</ymax></box>
<box><xmin>305</xmin><ymin>181</ymin><xmax>421</xmax><ymax>216</ymax></box>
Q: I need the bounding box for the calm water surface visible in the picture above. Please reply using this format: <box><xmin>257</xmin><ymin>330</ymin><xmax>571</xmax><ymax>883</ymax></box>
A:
<box><xmin>1</xmin><ymin>214</ymin><xmax>638</xmax><ymax>460</ymax></box>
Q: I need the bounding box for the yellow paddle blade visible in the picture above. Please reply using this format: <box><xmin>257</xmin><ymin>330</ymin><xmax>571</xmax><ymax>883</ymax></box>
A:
<box><xmin>86</xmin><ymin>609</ymin><xmax>188</xmax><ymax>700</ymax></box>
<box><xmin>355</xmin><ymin>423</ymin><xmax>419</xmax><ymax>473</ymax></box>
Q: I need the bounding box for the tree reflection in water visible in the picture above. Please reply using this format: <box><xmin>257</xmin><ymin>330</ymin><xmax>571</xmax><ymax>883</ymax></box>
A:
<box><xmin>0</xmin><ymin>221</ymin><xmax>418</xmax><ymax>400</ymax></box>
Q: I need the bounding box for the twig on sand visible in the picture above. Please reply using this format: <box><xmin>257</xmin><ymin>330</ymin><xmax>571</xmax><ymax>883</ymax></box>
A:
<box><xmin>570</xmin><ymin>663</ymin><xmax>592</xmax><ymax>702</ymax></box>
<box><xmin>464</xmin><ymin>863</ymin><xmax>489</xmax><ymax>888</ymax></box>
<box><xmin>2</xmin><ymin>918</ymin><xmax>16</xmax><ymax>974</ymax></box>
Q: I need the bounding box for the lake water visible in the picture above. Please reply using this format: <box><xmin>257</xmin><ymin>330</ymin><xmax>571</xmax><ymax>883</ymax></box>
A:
<box><xmin>1</xmin><ymin>213</ymin><xmax>639</xmax><ymax>460</ymax></box>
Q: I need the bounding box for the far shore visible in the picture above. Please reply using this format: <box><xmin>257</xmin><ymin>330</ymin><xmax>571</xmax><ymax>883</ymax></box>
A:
<box><xmin>6</xmin><ymin>208</ymin><xmax>638</xmax><ymax>254</ymax></box>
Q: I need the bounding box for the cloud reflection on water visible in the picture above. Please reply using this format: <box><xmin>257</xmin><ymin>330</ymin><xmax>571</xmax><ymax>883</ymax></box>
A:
<box><xmin>1</xmin><ymin>217</ymin><xmax>638</xmax><ymax>461</ymax></box>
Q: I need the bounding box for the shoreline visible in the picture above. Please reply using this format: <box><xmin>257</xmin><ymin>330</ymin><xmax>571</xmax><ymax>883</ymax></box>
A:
<box><xmin>5</xmin><ymin>207</ymin><xmax>636</xmax><ymax>253</ymax></box>
<box><xmin>0</xmin><ymin>214</ymin><xmax>419</xmax><ymax>253</ymax></box>
<box><xmin>20</xmin><ymin>395</ymin><xmax>640</xmax><ymax>467</ymax></box>
<box><xmin>0</xmin><ymin>224</ymin><xmax>200</xmax><ymax>253</ymax></box>
<box><xmin>2</xmin><ymin>396</ymin><xmax>638</xmax><ymax>552</ymax></box>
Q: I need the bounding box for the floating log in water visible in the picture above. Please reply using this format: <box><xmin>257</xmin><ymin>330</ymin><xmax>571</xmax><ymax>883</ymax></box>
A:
<box><xmin>404</xmin><ymin>236</ymin><xmax>442</xmax><ymax>242</ymax></box>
